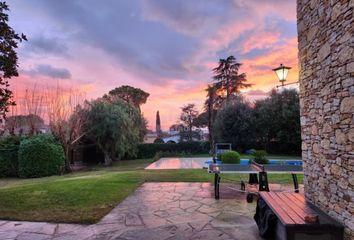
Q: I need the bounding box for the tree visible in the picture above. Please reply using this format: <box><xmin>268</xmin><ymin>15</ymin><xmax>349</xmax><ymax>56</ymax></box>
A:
<box><xmin>213</xmin><ymin>98</ymin><xmax>255</xmax><ymax>151</ymax></box>
<box><xmin>105</xmin><ymin>85</ymin><xmax>149</xmax><ymax>111</ymax></box>
<box><xmin>194</xmin><ymin>112</ymin><xmax>208</xmax><ymax>128</ymax></box>
<box><xmin>155</xmin><ymin>111</ymin><xmax>162</xmax><ymax>137</ymax></box>
<box><xmin>213</xmin><ymin>56</ymin><xmax>251</xmax><ymax>102</ymax></box>
<box><xmin>204</xmin><ymin>84</ymin><xmax>218</xmax><ymax>149</ymax></box>
<box><xmin>81</xmin><ymin>99</ymin><xmax>140</xmax><ymax>165</ymax></box>
<box><xmin>0</xmin><ymin>2</ymin><xmax>27</xmax><ymax>123</ymax></box>
<box><xmin>254</xmin><ymin>88</ymin><xmax>301</xmax><ymax>154</ymax></box>
<box><xmin>104</xmin><ymin>85</ymin><xmax>149</xmax><ymax>141</ymax></box>
<box><xmin>179</xmin><ymin>104</ymin><xmax>198</xmax><ymax>142</ymax></box>
<box><xmin>46</xmin><ymin>86</ymin><xmax>86</xmax><ymax>172</ymax></box>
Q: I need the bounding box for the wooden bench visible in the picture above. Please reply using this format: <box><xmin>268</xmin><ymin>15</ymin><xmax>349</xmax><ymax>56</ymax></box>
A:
<box><xmin>256</xmin><ymin>192</ymin><xmax>344</xmax><ymax>240</ymax></box>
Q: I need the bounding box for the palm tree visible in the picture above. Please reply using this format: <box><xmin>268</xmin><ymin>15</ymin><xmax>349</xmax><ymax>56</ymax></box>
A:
<box><xmin>204</xmin><ymin>84</ymin><xmax>218</xmax><ymax>154</ymax></box>
<box><xmin>213</xmin><ymin>56</ymin><xmax>252</xmax><ymax>102</ymax></box>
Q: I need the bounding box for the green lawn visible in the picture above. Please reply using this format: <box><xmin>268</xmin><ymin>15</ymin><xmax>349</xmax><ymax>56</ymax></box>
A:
<box><xmin>0</xmin><ymin>157</ymin><xmax>303</xmax><ymax>224</ymax></box>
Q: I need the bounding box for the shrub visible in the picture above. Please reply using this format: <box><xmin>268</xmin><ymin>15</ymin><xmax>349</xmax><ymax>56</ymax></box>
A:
<box><xmin>153</xmin><ymin>138</ymin><xmax>164</xmax><ymax>144</ymax></box>
<box><xmin>137</xmin><ymin>142</ymin><xmax>209</xmax><ymax>159</ymax></box>
<box><xmin>220</xmin><ymin>150</ymin><xmax>240</xmax><ymax>164</ymax></box>
<box><xmin>18</xmin><ymin>134</ymin><xmax>65</xmax><ymax>178</ymax></box>
<box><xmin>251</xmin><ymin>150</ymin><xmax>269</xmax><ymax>164</ymax></box>
<box><xmin>0</xmin><ymin>136</ymin><xmax>22</xmax><ymax>177</ymax></box>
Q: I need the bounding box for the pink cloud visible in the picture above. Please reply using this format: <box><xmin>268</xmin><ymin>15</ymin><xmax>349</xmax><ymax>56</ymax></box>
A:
<box><xmin>240</xmin><ymin>32</ymin><xmax>281</xmax><ymax>54</ymax></box>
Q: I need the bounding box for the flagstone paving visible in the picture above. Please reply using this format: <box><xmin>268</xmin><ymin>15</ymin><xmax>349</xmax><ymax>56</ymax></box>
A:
<box><xmin>0</xmin><ymin>182</ymin><xmax>302</xmax><ymax>240</ymax></box>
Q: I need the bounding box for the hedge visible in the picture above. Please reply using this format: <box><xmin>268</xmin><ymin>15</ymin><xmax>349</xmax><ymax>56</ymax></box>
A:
<box><xmin>0</xmin><ymin>136</ymin><xmax>22</xmax><ymax>177</ymax></box>
<box><xmin>137</xmin><ymin>141</ymin><xmax>210</xmax><ymax>159</ymax></box>
<box><xmin>18</xmin><ymin>134</ymin><xmax>65</xmax><ymax>178</ymax></box>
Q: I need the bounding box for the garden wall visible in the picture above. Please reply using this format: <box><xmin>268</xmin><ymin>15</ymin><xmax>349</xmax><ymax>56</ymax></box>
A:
<box><xmin>297</xmin><ymin>0</ymin><xmax>353</xmax><ymax>238</ymax></box>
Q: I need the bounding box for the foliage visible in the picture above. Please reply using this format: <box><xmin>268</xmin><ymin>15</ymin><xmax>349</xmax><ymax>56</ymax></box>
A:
<box><xmin>153</xmin><ymin>138</ymin><xmax>164</xmax><ymax>143</ymax></box>
<box><xmin>212</xmin><ymin>89</ymin><xmax>301</xmax><ymax>155</ymax></box>
<box><xmin>103</xmin><ymin>85</ymin><xmax>149</xmax><ymax>142</ymax></box>
<box><xmin>18</xmin><ymin>134</ymin><xmax>65</xmax><ymax>178</ymax></box>
<box><xmin>193</xmin><ymin>112</ymin><xmax>208</xmax><ymax>128</ymax></box>
<box><xmin>137</xmin><ymin>142</ymin><xmax>209</xmax><ymax>159</ymax></box>
<box><xmin>104</xmin><ymin>85</ymin><xmax>149</xmax><ymax>111</ymax></box>
<box><xmin>80</xmin><ymin>99</ymin><xmax>140</xmax><ymax>165</ymax></box>
<box><xmin>179</xmin><ymin>103</ymin><xmax>199</xmax><ymax>141</ymax></box>
<box><xmin>251</xmin><ymin>150</ymin><xmax>269</xmax><ymax>164</ymax></box>
<box><xmin>203</xmin><ymin>84</ymin><xmax>220</xmax><ymax>152</ymax></box>
<box><xmin>155</xmin><ymin>111</ymin><xmax>162</xmax><ymax>136</ymax></box>
<box><xmin>253</xmin><ymin>89</ymin><xmax>301</xmax><ymax>154</ymax></box>
<box><xmin>220</xmin><ymin>150</ymin><xmax>241</xmax><ymax>164</ymax></box>
<box><xmin>213</xmin><ymin>56</ymin><xmax>251</xmax><ymax>102</ymax></box>
<box><xmin>153</xmin><ymin>151</ymin><xmax>193</xmax><ymax>161</ymax></box>
<box><xmin>0</xmin><ymin>2</ymin><xmax>27</xmax><ymax>122</ymax></box>
<box><xmin>0</xmin><ymin>135</ymin><xmax>22</xmax><ymax>177</ymax></box>
<box><xmin>213</xmin><ymin>98</ymin><xmax>255</xmax><ymax>152</ymax></box>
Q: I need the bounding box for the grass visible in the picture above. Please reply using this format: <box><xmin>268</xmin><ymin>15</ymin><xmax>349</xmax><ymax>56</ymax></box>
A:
<box><xmin>0</xmin><ymin>157</ymin><xmax>303</xmax><ymax>224</ymax></box>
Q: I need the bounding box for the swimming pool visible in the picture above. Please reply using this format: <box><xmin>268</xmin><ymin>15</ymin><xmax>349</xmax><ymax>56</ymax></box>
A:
<box><xmin>145</xmin><ymin>157</ymin><xmax>302</xmax><ymax>170</ymax></box>
<box><xmin>205</xmin><ymin>159</ymin><xmax>303</xmax><ymax>166</ymax></box>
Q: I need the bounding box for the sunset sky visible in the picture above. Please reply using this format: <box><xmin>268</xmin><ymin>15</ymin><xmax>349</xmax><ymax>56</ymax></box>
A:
<box><xmin>8</xmin><ymin>0</ymin><xmax>299</xmax><ymax>130</ymax></box>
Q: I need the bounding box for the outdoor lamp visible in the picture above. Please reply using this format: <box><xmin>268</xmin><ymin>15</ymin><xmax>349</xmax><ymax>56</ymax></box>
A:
<box><xmin>273</xmin><ymin>64</ymin><xmax>298</xmax><ymax>88</ymax></box>
<box><xmin>273</xmin><ymin>64</ymin><xmax>291</xmax><ymax>85</ymax></box>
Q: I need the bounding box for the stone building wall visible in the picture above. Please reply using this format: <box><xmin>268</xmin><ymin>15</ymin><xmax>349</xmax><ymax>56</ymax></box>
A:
<box><xmin>297</xmin><ymin>0</ymin><xmax>354</xmax><ymax>238</ymax></box>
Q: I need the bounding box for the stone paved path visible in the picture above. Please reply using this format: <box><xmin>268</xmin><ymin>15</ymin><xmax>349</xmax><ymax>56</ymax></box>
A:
<box><xmin>0</xmin><ymin>182</ymin><xmax>301</xmax><ymax>240</ymax></box>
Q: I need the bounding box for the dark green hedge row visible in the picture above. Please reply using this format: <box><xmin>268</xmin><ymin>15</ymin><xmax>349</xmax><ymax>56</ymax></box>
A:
<box><xmin>18</xmin><ymin>134</ymin><xmax>65</xmax><ymax>178</ymax></box>
<box><xmin>137</xmin><ymin>141</ymin><xmax>210</xmax><ymax>159</ymax></box>
<box><xmin>0</xmin><ymin>136</ymin><xmax>22</xmax><ymax>177</ymax></box>
<box><xmin>0</xmin><ymin>134</ymin><xmax>65</xmax><ymax>178</ymax></box>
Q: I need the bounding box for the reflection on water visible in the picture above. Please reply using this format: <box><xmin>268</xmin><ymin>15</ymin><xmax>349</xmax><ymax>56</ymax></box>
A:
<box><xmin>145</xmin><ymin>158</ymin><xmax>303</xmax><ymax>170</ymax></box>
<box><xmin>145</xmin><ymin>158</ymin><xmax>209</xmax><ymax>169</ymax></box>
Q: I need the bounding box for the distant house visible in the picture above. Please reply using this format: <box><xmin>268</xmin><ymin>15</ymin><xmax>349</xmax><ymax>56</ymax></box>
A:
<box><xmin>142</xmin><ymin>113</ymin><xmax>208</xmax><ymax>144</ymax></box>
<box><xmin>169</xmin><ymin>124</ymin><xmax>188</xmax><ymax>135</ymax></box>
<box><xmin>4</xmin><ymin>114</ymin><xmax>49</xmax><ymax>135</ymax></box>
<box><xmin>144</xmin><ymin>132</ymin><xmax>158</xmax><ymax>143</ymax></box>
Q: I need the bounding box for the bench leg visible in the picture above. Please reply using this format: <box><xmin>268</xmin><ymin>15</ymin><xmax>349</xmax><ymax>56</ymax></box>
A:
<box><xmin>258</xmin><ymin>171</ymin><xmax>269</xmax><ymax>192</ymax></box>
<box><xmin>214</xmin><ymin>174</ymin><xmax>220</xmax><ymax>199</ymax></box>
<box><xmin>292</xmin><ymin>173</ymin><xmax>299</xmax><ymax>193</ymax></box>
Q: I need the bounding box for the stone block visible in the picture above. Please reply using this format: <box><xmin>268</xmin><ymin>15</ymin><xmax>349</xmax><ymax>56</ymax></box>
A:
<box><xmin>340</xmin><ymin>97</ymin><xmax>354</xmax><ymax>113</ymax></box>
<box><xmin>318</xmin><ymin>42</ymin><xmax>331</xmax><ymax>61</ymax></box>
<box><xmin>348</xmin><ymin>129</ymin><xmax>354</xmax><ymax>142</ymax></box>
<box><xmin>335</xmin><ymin>129</ymin><xmax>347</xmax><ymax>144</ymax></box>
<box><xmin>347</xmin><ymin>62</ymin><xmax>354</xmax><ymax>73</ymax></box>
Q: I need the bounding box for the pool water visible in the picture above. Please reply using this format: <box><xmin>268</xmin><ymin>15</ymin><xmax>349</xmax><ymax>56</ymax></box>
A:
<box><xmin>146</xmin><ymin>157</ymin><xmax>303</xmax><ymax>170</ymax></box>
<box><xmin>205</xmin><ymin>159</ymin><xmax>303</xmax><ymax>166</ymax></box>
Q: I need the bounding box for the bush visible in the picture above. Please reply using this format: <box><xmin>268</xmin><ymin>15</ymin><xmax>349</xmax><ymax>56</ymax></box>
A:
<box><xmin>220</xmin><ymin>150</ymin><xmax>240</xmax><ymax>164</ymax></box>
<box><xmin>0</xmin><ymin>136</ymin><xmax>22</xmax><ymax>177</ymax></box>
<box><xmin>137</xmin><ymin>142</ymin><xmax>209</xmax><ymax>159</ymax></box>
<box><xmin>18</xmin><ymin>134</ymin><xmax>65</xmax><ymax>178</ymax></box>
<box><xmin>251</xmin><ymin>150</ymin><xmax>269</xmax><ymax>164</ymax></box>
<box><xmin>153</xmin><ymin>138</ymin><xmax>164</xmax><ymax>144</ymax></box>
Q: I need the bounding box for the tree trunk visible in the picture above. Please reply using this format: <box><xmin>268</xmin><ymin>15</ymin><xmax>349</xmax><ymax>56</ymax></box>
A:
<box><xmin>64</xmin><ymin>145</ymin><xmax>72</xmax><ymax>173</ymax></box>
<box><xmin>189</xmin><ymin>126</ymin><xmax>192</xmax><ymax>141</ymax></box>
<box><xmin>103</xmin><ymin>150</ymin><xmax>113</xmax><ymax>166</ymax></box>
<box><xmin>226</xmin><ymin>79</ymin><xmax>230</xmax><ymax>102</ymax></box>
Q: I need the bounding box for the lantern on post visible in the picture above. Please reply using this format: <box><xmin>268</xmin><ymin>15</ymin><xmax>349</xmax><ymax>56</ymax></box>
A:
<box><xmin>273</xmin><ymin>64</ymin><xmax>291</xmax><ymax>87</ymax></box>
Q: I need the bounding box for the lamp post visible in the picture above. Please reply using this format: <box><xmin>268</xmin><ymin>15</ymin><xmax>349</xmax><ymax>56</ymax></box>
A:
<box><xmin>273</xmin><ymin>64</ymin><xmax>298</xmax><ymax>88</ymax></box>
